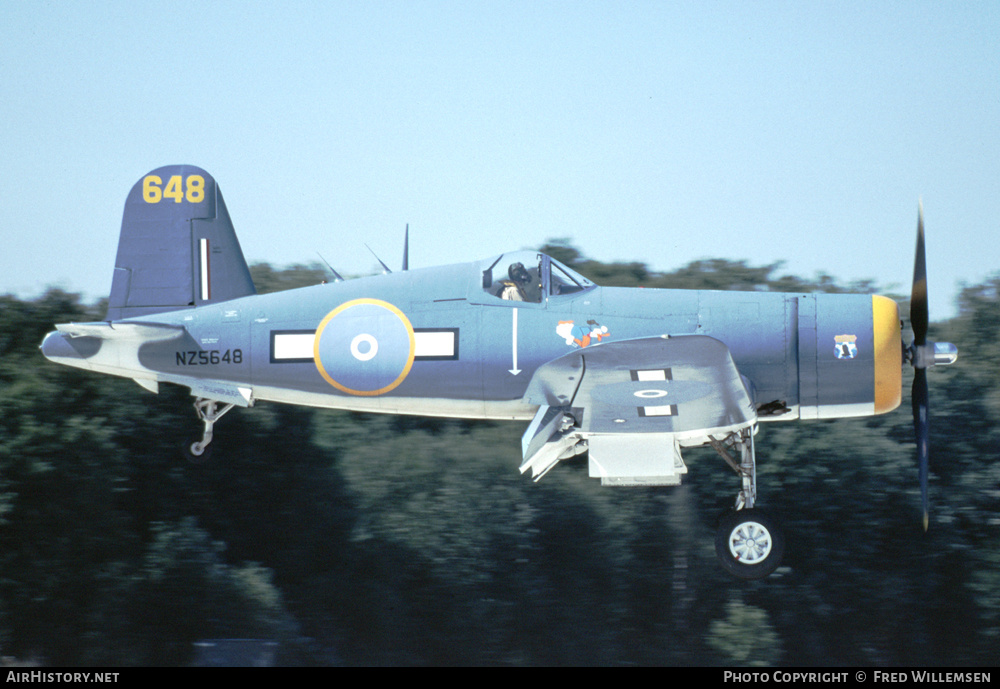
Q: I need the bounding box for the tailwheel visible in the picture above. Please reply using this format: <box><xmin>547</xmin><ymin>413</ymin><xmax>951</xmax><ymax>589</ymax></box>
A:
<box><xmin>715</xmin><ymin>508</ymin><xmax>784</xmax><ymax>580</ymax></box>
<box><xmin>183</xmin><ymin>438</ymin><xmax>213</xmax><ymax>464</ymax></box>
<box><xmin>183</xmin><ymin>398</ymin><xmax>235</xmax><ymax>463</ymax></box>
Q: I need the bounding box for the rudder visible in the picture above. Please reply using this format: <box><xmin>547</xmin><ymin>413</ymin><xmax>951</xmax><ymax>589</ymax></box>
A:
<box><xmin>106</xmin><ymin>165</ymin><xmax>256</xmax><ymax>320</ymax></box>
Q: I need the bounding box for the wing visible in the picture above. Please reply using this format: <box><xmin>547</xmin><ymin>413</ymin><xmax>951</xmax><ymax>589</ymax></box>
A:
<box><xmin>520</xmin><ymin>335</ymin><xmax>757</xmax><ymax>484</ymax></box>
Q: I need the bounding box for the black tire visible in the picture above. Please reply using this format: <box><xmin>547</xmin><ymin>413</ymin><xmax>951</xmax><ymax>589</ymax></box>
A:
<box><xmin>715</xmin><ymin>508</ymin><xmax>785</xmax><ymax>580</ymax></box>
<box><xmin>182</xmin><ymin>439</ymin><xmax>212</xmax><ymax>464</ymax></box>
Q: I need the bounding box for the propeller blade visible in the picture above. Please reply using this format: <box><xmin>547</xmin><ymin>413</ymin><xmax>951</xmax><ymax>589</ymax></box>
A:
<box><xmin>912</xmin><ymin>366</ymin><xmax>929</xmax><ymax>530</ymax></box>
<box><xmin>909</xmin><ymin>203</ymin><xmax>933</xmax><ymax>530</ymax></box>
<box><xmin>911</xmin><ymin>203</ymin><xmax>928</xmax><ymax>346</ymax></box>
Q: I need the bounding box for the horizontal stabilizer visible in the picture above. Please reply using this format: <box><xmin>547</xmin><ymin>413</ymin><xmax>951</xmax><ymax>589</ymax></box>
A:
<box><xmin>56</xmin><ymin>321</ymin><xmax>186</xmax><ymax>343</ymax></box>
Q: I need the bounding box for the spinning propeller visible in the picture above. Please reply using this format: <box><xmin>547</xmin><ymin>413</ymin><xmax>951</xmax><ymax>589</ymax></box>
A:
<box><xmin>906</xmin><ymin>203</ymin><xmax>958</xmax><ymax>529</ymax></box>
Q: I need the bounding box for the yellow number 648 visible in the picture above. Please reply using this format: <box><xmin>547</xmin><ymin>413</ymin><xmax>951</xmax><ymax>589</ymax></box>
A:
<box><xmin>142</xmin><ymin>175</ymin><xmax>206</xmax><ymax>204</ymax></box>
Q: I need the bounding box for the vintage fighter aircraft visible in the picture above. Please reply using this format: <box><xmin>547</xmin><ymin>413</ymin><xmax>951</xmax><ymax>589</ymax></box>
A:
<box><xmin>41</xmin><ymin>165</ymin><xmax>958</xmax><ymax>579</ymax></box>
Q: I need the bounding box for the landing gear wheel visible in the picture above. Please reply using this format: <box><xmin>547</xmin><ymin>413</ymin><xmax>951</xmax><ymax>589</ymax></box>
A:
<box><xmin>715</xmin><ymin>508</ymin><xmax>784</xmax><ymax>580</ymax></box>
<box><xmin>181</xmin><ymin>398</ymin><xmax>236</xmax><ymax>463</ymax></box>
<box><xmin>183</xmin><ymin>438</ymin><xmax>213</xmax><ymax>464</ymax></box>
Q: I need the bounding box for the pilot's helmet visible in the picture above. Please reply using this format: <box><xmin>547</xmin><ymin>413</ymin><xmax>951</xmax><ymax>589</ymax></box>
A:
<box><xmin>509</xmin><ymin>262</ymin><xmax>530</xmax><ymax>283</ymax></box>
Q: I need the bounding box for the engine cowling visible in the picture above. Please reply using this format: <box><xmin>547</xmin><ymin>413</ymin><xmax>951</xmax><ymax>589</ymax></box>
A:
<box><xmin>797</xmin><ymin>293</ymin><xmax>901</xmax><ymax>419</ymax></box>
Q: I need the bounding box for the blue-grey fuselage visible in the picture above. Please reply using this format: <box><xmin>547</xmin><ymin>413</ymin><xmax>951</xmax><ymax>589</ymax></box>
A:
<box><xmin>44</xmin><ymin>253</ymin><xmax>902</xmax><ymax>423</ymax></box>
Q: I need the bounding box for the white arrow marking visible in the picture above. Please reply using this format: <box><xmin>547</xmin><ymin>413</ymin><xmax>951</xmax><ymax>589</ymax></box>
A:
<box><xmin>509</xmin><ymin>308</ymin><xmax>521</xmax><ymax>375</ymax></box>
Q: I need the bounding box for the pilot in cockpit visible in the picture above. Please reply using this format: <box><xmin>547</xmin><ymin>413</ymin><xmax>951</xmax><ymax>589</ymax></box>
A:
<box><xmin>498</xmin><ymin>262</ymin><xmax>541</xmax><ymax>302</ymax></box>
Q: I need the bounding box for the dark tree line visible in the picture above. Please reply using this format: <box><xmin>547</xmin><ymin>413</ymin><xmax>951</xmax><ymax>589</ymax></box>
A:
<box><xmin>0</xmin><ymin>246</ymin><xmax>996</xmax><ymax>665</ymax></box>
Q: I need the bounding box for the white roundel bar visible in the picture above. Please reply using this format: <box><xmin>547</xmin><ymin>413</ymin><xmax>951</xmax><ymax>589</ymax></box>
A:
<box><xmin>313</xmin><ymin>299</ymin><xmax>415</xmax><ymax>396</ymax></box>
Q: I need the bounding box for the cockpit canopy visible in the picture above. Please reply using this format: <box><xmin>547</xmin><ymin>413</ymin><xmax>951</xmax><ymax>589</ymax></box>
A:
<box><xmin>479</xmin><ymin>251</ymin><xmax>595</xmax><ymax>304</ymax></box>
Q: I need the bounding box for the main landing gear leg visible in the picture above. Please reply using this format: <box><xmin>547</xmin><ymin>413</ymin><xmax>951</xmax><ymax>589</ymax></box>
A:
<box><xmin>183</xmin><ymin>398</ymin><xmax>235</xmax><ymax>463</ymax></box>
<box><xmin>710</xmin><ymin>426</ymin><xmax>785</xmax><ymax>579</ymax></box>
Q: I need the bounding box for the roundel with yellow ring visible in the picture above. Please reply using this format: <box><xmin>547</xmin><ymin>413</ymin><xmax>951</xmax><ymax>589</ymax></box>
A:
<box><xmin>313</xmin><ymin>299</ymin><xmax>416</xmax><ymax>396</ymax></box>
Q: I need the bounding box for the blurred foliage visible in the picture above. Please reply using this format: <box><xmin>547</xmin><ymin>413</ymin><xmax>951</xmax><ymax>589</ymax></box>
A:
<box><xmin>0</xmin><ymin>245</ymin><xmax>996</xmax><ymax>665</ymax></box>
<box><xmin>250</xmin><ymin>263</ymin><xmax>329</xmax><ymax>295</ymax></box>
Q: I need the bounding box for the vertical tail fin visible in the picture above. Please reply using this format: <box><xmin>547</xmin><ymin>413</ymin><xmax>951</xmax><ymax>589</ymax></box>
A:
<box><xmin>106</xmin><ymin>165</ymin><xmax>256</xmax><ymax>320</ymax></box>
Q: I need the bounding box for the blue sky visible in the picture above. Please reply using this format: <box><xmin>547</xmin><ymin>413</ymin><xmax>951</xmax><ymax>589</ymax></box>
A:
<box><xmin>2</xmin><ymin>1</ymin><xmax>997</xmax><ymax>320</ymax></box>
